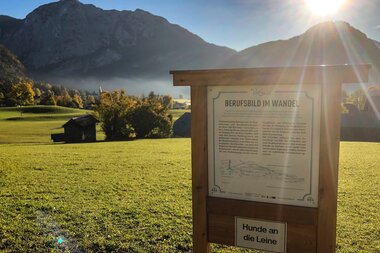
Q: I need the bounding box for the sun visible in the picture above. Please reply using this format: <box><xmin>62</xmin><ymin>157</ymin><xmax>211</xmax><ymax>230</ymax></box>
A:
<box><xmin>306</xmin><ymin>0</ymin><xmax>347</xmax><ymax>16</ymax></box>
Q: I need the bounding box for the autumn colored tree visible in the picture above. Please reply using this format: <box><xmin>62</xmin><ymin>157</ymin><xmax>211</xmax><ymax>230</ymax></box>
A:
<box><xmin>347</xmin><ymin>88</ymin><xmax>366</xmax><ymax>111</ymax></box>
<box><xmin>95</xmin><ymin>90</ymin><xmax>135</xmax><ymax>140</ymax></box>
<box><xmin>72</xmin><ymin>94</ymin><xmax>84</xmax><ymax>108</ymax></box>
<box><xmin>95</xmin><ymin>90</ymin><xmax>173</xmax><ymax>140</ymax></box>
<box><xmin>0</xmin><ymin>92</ymin><xmax>4</xmax><ymax>106</ymax></box>
<box><xmin>130</xmin><ymin>94</ymin><xmax>172</xmax><ymax>138</ymax></box>
<box><xmin>10</xmin><ymin>81</ymin><xmax>35</xmax><ymax>105</ymax></box>
<box><xmin>56</xmin><ymin>90</ymin><xmax>74</xmax><ymax>107</ymax></box>
<box><xmin>39</xmin><ymin>90</ymin><xmax>56</xmax><ymax>105</ymax></box>
<box><xmin>86</xmin><ymin>95</ymin><xmax>96</xmax><ymax>104</ymax></box>
<box><xmin>34</xmin><ymin>88</ymin><xmax>42</xmax><ymax>97</ymax></box>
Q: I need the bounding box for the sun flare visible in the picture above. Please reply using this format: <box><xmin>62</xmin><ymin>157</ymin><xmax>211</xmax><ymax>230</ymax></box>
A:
<box><xmin>306</xmin><ymin>0</ymin><xmax>347</xmax><ymax>16</ymax></box>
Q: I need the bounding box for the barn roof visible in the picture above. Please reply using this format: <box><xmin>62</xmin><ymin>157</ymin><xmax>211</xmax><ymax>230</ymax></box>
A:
<box><xmin>62</xmin><ymin>114</ymin><xmax>99</xmax><ymax>128</ymax></box>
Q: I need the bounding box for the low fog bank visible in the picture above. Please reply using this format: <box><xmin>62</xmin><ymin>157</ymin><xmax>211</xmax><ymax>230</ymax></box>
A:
<box><xmin>36</xmin><ymin>75</ymin><xmax>379</xmax><ymax>99</ymax></box>
<box><xmin>39</xmin><ymin>76</ymin><xmax>190</xmax><ymax>98</ymax></box>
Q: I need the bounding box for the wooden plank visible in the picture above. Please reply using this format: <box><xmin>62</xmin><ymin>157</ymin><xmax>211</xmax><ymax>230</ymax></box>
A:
<box><xmin>191</xmin><ymin>86</ymin><xmax>210</xmax><ymax>253</ymax></box>
<box><xmin>208</xmin><ymin>214</ymin><xmax>317</xmax><ymax>253</ymax></box>
<box><xmin>171</xmin><ymin>65</ymin><xmax>370</xmax><ymax>86</ymax></box>
<box><xmin>316</xmin><ymin>71</ymin><xmax>342</xmax><ymax>253</ymax></box>
<box><xmin>287</xmin><ymin>223</ymin><xmax>317</xmax><ymax>253</ymax></box>
<box><xmin>207</xmin><ymin>197</ymin><xmax>318</xmax><ymax>225</ymax></box>
<box><xmin>208</xmin><ymin>214</ymin><xmax>235</xmax><ymax>246</ymax></box>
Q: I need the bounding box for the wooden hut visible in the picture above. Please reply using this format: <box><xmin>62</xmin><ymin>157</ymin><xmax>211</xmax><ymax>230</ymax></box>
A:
<box><xmin>51</xmin><ymin>115</ymin><xmax>99</xmax><ymax>143</ymax></box>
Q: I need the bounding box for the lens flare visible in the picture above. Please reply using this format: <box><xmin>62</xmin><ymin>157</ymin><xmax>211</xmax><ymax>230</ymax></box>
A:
<box><xmin>306</xmin><ymin>0</ymin><xmax>347</xmax><ymax>16</ymax></box>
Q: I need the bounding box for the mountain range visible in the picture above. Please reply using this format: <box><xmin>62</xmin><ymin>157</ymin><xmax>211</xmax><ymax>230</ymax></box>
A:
<box><xmin>0</xmin><ymin>0</ymin><xmax>234</xmax><ymax>79</ymax></box>
<box><xmin>0</xmin><ymin>0</ymin><xmax>379</xmax><ymax>94</ymax></box>
<box><xmin>222</xmin><ymin>21</ymin><xmax>380</xmax><ymax>82</ymax></box>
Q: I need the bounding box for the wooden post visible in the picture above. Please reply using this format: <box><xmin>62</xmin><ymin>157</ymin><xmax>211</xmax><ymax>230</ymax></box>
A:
<box><xmin>316</xmin><ymin>70</ymin><xmax>343</xmax><ymax>253</ymax></box>
<box><xmin>171</xmin><ymin>65</ymin><xmax>371</xmax><ymax>253</ymax></box>
<box><xmin>191</xmin><ymin>86</ymin><xmax>210</xmax><ymax>252</ymax></box>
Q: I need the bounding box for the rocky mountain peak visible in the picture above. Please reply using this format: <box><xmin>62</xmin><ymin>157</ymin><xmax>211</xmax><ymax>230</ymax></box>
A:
<box><xmin>0</xmin><ymin>0</ymin><xmax>235</xmax><ymax>83</ymax></box>
<box><xmin>57</xmin><ymin>0</ymin><xmax>83</xmax><ymax>8</ymax></box>
<box><xmin>60</xmin><ymin>0</ymin><xmax>80</xmax><ymax>2</ymax></box>
<box><xmin>302</xmin><ymin>21</ymin><xmax>369</xmax><ymax>42</ymax></box>
<box><xmin>56</xmin><ymin>0</ymin><xmax>82</xmax><ymax>7</ymax></box>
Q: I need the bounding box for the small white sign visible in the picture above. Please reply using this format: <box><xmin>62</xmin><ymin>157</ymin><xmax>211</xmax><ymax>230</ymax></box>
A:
<box><xmin>235</xmin><ymin>217</ymin><xmax>287</xmax><ymax>252</ymax></box>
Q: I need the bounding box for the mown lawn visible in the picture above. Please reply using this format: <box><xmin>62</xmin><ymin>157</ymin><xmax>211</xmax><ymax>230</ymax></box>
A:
<box><xmin>0</xmin><ymin>106</ymin><xmax>379</xmax><ymax>252</ymax></box>
<box><xmin>0</xmin><ymin>106</ymin><xmax>96</xmax><ymax>144</ymax></box>
<box><xmin>170</xmin><ymin>109</ymin><xmax>190</xmax><ymax>121</ymax></box>
<box><xmin>0</xmin><ymin>140</ymin><xmax>193</xmax><ymax>252</ymax></box>
<box><xmin>337</xmin><ymin>142</ymin><xmax>380</xmax><ymax>253</ymax></box>
<box><xmin>0</xmin><ymin>106</ymin><xmax>188</xmax><ymax>144</ymax></box>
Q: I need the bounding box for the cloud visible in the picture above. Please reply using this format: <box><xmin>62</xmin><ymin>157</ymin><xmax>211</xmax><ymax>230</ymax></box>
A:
<box><xmin>376</xmin><ymin>25</ymin><xmax>380</xmax><ymax>29</ymax></box>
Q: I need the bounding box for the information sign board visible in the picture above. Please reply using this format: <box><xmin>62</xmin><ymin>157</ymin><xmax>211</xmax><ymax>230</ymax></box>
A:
<box><xmin>208</xmin><ymin>85</ymin><xmax>321</xmax><ymax>207</ymax></box>
<box><xmin>171</xmin><ymin>65</ymin><xmax>371</xmax><ymax>253</ymax></box>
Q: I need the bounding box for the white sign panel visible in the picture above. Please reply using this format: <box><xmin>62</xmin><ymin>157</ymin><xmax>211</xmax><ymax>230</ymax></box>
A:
<box><xmin>208</xmin><ymin>85</ymin><xmax>321</xmax><ymax>207</ymax></box>
<box><xmin>235</xmin><ymin>217</ymin><xmax>286</xmax><ymax>252</ymax></box>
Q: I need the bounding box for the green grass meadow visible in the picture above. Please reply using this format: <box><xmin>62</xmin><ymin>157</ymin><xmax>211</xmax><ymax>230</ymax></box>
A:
<box><xmin>0</xmin><ymin>106</ymin><xmax>98</xmax><ymax>144</ymax></box>
<box><xmin>0</xmin><ymin>106</ymin><xmax>379</xmax><ymax>252</ymax></box>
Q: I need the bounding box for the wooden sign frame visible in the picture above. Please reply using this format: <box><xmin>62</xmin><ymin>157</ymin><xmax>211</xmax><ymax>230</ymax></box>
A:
<box><xmin>171</xmin><ymin>65</ymin><xmax>370</xmax><ymax>253</ymax></box>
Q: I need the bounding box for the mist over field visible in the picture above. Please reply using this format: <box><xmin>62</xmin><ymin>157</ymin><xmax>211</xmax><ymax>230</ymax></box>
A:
<box><xmin>44</xmin><ymin>77</ymin><xmax>190</xmax><ymax>98</ymax></box>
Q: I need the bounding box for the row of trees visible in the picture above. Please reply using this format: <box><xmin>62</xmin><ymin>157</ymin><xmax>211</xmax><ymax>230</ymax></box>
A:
<box><xmin>95</xmin><ymin>91</ymin><xmax>173</xmax><ymax>140</ymax></box>
<box><xmin>0</xmin><ymin>78</ymin><xmax>174</xmax><ymax>139</ymax></box>
<box><xmin>0</xmin><ymin>80</ymin><xmax>97</xmax><ymax>108</ymax></box>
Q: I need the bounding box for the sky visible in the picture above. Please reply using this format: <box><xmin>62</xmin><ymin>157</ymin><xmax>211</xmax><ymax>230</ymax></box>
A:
<box><xmin>1</xmin><ymin>0</ymin><xmax>380</xmax><ymax>51</ymax></box>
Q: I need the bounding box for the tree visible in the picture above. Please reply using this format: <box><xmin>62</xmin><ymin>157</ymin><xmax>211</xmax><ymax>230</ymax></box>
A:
<box><xmin>130</xmin><ymin>96</ymin><xmax>172</xmax><ymax>138</ymax></box>
<box><xmin>72</xmin><ymin>94</ymin><xmax>83</xmax><ymax>108</ymax></box>
<box><xmin>347</xmin><ymin>88</ymin><xmax>366</xmax><ymax>111</ymax></box>
<box><xmin>10</xmin><ymin>81</ymin><xmax>35</xmax><ymax>105</ymax></box>
<box><xmin>95</xmin><ymin>90</ymin><xmax>173</xmax><ymax>140</ymax></box>
<box><xmin>85</xmin><ymin>95</ymin><xmax>96</xmax><ymax>109</ymax></box>
<box><xmin>363</xmin><ymin>86</ymin><xmax>380</xmax><ymax>113</ymax></box>
<box><xmin>87</xmin><ymin>95</ymin><xmax>96</xmax><ymax>104</ymax></box>
<box><xmin>95</xmin><ymin>90</ymin><xmax>135</xmax><ymax>140</ymax></box>
<box><xmin>52</xmin><ymin>85</ymin><xmax>65</xmax><ymax>96</ymax></box>
<box><xmin>161</xmin><ymin>95</ymin><xmax>173</xmax><ymax>108</ymax></box>
<box><xmin>56</xmin><ymin>90</ymin><xmax>74</xmax><ymax>107</ymax></box>
<box><xmin>341</xmin><ymin>90</ymin><xmax>348</xmax><ymax>103</ymax></box>
<box><xmin>0</xmin><ymin>92</ymin><xmax>4</xmax><ymax>106</ymax></box>
<box><xmin>69</xmin><ymin>89</ymin><xmax>80</xmax><ymax>97</ymax></box>
<box><xmin>35</xmin><ymin>81</ymin><xmax>52</xmax><ymax>92</ymax></box>
<box><xmin>34</xmin><ymin>88</ymin><xmax>42</xmax><ymax>97</ymax></box>
<box><xmin>39</xmin><ymin>90</ymin><xmax>56</xmax><ymax>105</ymax></box>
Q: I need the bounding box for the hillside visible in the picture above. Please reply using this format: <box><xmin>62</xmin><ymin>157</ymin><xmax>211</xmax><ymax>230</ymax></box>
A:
<box><xmin>0</xmin><ymin>0</ymin><xmax>235</xmax><ymax>81</ymax></box>
<box><xmin>373</xmin><ymin>39</ymin><xmax>380</xmax><ymax>50</ymax></box>
<box><xmin>0</xmin><ymin>44</ymin><xmax>25</xmax><ymax>85</ymax></box>
<box><xmin>223</xmin><ymin>22</ymin><xmax>380</xmax><ymax>81</ymax></box>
